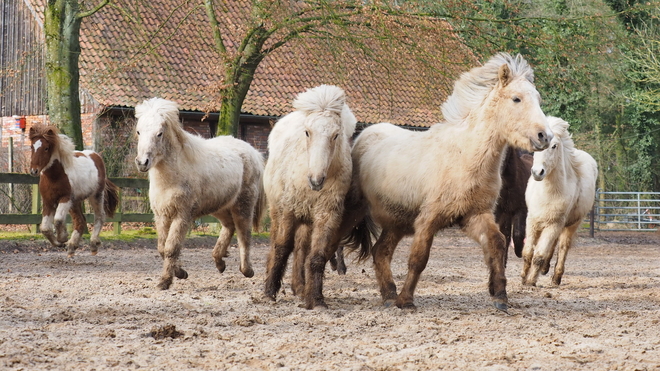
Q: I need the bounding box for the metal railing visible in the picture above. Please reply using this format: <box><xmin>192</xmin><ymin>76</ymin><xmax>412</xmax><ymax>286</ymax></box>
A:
<box><xmin>593</xmin><ymin>190</ymin><xmax>660</xmax><ymax>231</ymax></box>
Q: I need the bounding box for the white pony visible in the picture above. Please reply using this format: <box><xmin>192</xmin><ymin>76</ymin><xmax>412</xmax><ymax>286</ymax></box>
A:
<box><xmin>134</xmin><ymin>98</ymin><xmax>266</xmax><ymax>290</ymax></box>
<box><xmin>521</xmin><ymin>117</ymin><xmax>598</xmax><ymax>286</ymax></box>
<box><xmin>351</xmin><ymin>53</ymin><xmax>554</xmax><ymax>311</ymax></box>
<box><xmin>263</xmin><ymin>85</ymin><xmax>357</xmax><ymax>309</ymax></box>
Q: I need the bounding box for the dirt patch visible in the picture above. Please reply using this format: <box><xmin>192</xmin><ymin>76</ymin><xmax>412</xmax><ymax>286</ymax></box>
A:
<box><xmin>1</xmin><ymin>229</ymin><xmax>659</xmax><ymax>370</ymax></box>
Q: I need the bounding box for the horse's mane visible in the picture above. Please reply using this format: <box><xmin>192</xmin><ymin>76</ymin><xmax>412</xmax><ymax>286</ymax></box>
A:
<box><xmin>29</xmin><ymin>123</ymin><xmax>76</xmax><ymax>169</ymax></box>
<box><xmin>292</xmin><ymin>85</ymin><xmax>356</xmax><ymax>138</ymax></box>
<box><xmin>441</xmin><ymin>53</ymin><xmax>535</xmax><ymax>125</ymax></box>
<box><xmin>547</xmin><ymin>116</ymin><xmax>580</xmax><ymax>167</ymax></box>
<box><xmin>135</xmin><ymin>97</ymin><xmax>190</xmax><ymax>152</ymax></box>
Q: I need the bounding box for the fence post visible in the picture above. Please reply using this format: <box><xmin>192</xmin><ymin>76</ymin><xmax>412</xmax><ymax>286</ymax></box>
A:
<box><xmin>8</xmin><ymin>137</ymin><xmax>13</xmax><ymax>213</ymax></box>
<box><xmin>113</xmin><ymin>188</ymin><xmax>122</xmax><ymax>235</ymax></box>
<box><xmin>31</xmin><ymin>183</ymin><xmax>40</xmax><ymax>233</ymax></box>
<box><xmin>589</xmin><ymin>203</ymin><xmax>595</xmax><ymax>238</ymax></box>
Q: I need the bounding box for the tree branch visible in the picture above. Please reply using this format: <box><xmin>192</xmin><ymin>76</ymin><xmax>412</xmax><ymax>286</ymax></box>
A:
<box><xmin>204</xmin><ymin>0</ymin><xmax>227</xmax><ymax>56</ymax></box>
<box><xmin>77</xmin><ymin>0</ymin><xmax>110</xmax><ymax>19</ymax></box>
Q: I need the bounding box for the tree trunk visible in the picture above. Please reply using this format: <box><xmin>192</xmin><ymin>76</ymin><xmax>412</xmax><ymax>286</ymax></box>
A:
<box><xmin>45</xmin><ymin>0</ymin><xmax>84</xmax><ymax>150</ymax></box>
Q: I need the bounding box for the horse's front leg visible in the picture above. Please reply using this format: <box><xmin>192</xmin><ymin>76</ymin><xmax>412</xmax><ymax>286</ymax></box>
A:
<box><xmin>53</xmin><ymin>199</ymin><xmax>72</xmax><ymax>247</ymax></box>
<box><xmin>291</xmin><ymin>225</ymin><xmax>311</xmax><ymax>297</ymax></box>
<box><xmin>397</xmin><ymin>213</ymin><xmax>439</xmax><ymax>309</ymax></box>
<box><xmin>156</xmin><ymin>216</ymin><xmax>190</xmax><ymax>290</ymax></box>
<box><xmin>264</xmin><ymin>214</ymin><xmax>296</xmax><ymax>301</ymax></box>
<box><xmin>522</xmin><ymin>223</ymin><xmax>562</xmax><ymax>287</ymax></box>
<box><xmin>40</xmin><ymin>210</ymin><xmax>60</xmax><ymax>248</ymax></box>
<box><xmin>65</xmin><ymin>201</ymin><xmax>87</xmax><ymax>257</ymax></box>
<box><xmin>232</xmin><ymin>209</ymin><xmax>255</xmax><ymax>278</ymax></box>
<box><xmin>304</xmin><ymin>212</ymin><xmax>343</xmax><ymax>309</ymax></box>
<box><xmin>552</xmin><ymin>222</ymin><xmax>579</xmax><ymax>286</ymax></box>
<box><xmin>372</xmin><ymin>229</ymin><xmax>404</xmax><ymax>307</ymax></box>
<box><xmin>462</xmin><ymin>212</ymin><xmax>508</xmax><ymax>311</ymax></box>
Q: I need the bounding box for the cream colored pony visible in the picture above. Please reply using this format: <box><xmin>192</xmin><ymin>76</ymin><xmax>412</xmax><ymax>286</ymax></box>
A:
<box><xmin>263</xmin><ymin>85</ymin><xmax>357</xmax><ymax>309</ymax></box>
<box><xmin>521</xmin><ymin>117</ymin><xmax>598</xmax><ymax>286</ymax></box>
<box><xmin>134</xmin><ymin>98</ymin><xmax>266</xmax><ymax>290</ymax></box>
<box><xmin>352</xmin><ymin>53</ymin><xmax>553</xmax><ymax>311</ymax></box>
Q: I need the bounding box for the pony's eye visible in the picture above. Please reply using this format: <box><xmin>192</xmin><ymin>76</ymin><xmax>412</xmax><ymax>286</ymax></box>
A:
<box><xmin>157</xmin><ymin>132</ymin><xmax>163</xmax><ymax>138</ymax></box>
<box><xmin>305</xmin><ymin>131</ymin><xmax>309</xmax><ymax>138</ymax></box>
<box><xmin>136</xmin><ymin>131</ymin><xmax>140</xmax><ymax>135</ymax></box>
<box><xmin>551</xmin><ymin>144</ymin><xmax>557</xmax><ymax>149</ymax></box>
<box><xmin>333</xmin><ymin>134</ymin><xmax>339</xmax><ymax>141</ymax></box>
<box><xmin>512</xmin><ymin>97</ymin><xmax>521</xmax><ymax>103</ymax></box>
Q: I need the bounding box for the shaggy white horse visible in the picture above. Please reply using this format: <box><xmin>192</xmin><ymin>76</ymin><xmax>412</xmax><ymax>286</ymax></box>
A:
<box><xmin>521</xmin><ymin>117</ymin><xmax>598</xmax><ymax>286</ymax></box>
<box><xmin>263</xmin><ymin>84</ymin><xmax>357</xmax><ymax>309</ymax></box>
<box><xmin>135</xmin><ymin>98</ymin><xmax>266</xmax><ymax>290</ymax></box>
<box><xmin>351</xmin><ymin>53</ymin><xmax>554</xmax><ymax>311</ymax></box>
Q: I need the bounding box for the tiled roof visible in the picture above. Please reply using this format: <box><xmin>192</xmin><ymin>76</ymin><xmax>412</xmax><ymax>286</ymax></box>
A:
<box><xmin>30</xmin><ymin>0</ymin><xmax>477</xmax><ymax>127</ymax></box>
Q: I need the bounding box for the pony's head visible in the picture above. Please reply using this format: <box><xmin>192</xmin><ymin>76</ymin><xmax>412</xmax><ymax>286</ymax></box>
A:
<box><xmin>442</xmin><ymin>53</ymin><xmax>553</xmax><ymax>152</ymax></box>
<box><xmin>134</xmin><ymin>97</ymin><xmax>182</xmax><ymax>172</ymax></box>
<box><xmin>28</xmin><ymin>124</ymin><xmax>71</xmax><ymax>177</ymax></box>
<box><xmin>293</xmin><ymin>85</ymin><xmax>355</xmax><ymax>191</ymax></box>
<box><xmin>531</xmin><ymin>117</ymin><xmax>572</xmax><ymax>181</ymax></box>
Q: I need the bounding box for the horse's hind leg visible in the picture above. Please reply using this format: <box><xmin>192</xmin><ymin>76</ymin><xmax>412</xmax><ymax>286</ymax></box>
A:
<box><xmin>462</xmin><ymin>213</ymin><xmax>508</xmax><ymax>311</ymax></box>
<box><xmin>88</xmin><ymin>191</ymin><xmax>106</xmax><ymax>255</ymax></box>
<box><xmin>553</xmin><ymin>223</ymin><xmax>578</xmax><ymax>285</ymax></box>
<box><xmin>211</xmin><ymin>211</ymin><xmax>235</xmax><ymax>274</ymax></box>
<box><xmin>291</xmin><ymin>225</ymin><xmax>311</xmax><ymax>297</ymax></box>
<box><xmin>232</xmin><ymin>209</ymin><xmax>255</xmax><ymax>278</ymax></box>
<box><xmin>264</xmin><ymin>214</ymin><xmax>296</xmax><ymax>301</ymax></box>
<box><xmin>372</xmin><ymin>229</ymin><xmax>404</xmax><ymax>307</ymax></box>
<box><xmin>66</xmin><ymin>201</ymin><xmax>86</xmax><ymax>258</ymax></box>
<box><xmin>512</xmin><ymin>211</ymin><xmax>527</xmax><ymax>259</ymax></box>
<box><xmin>157</xmin><ymin>216</ymin><xmax>190</xmax><ymax>290</ymax></box>
<box><xmin>334</xmin><ymin>245</ymin><xmax>347</xmax><ymax>275</ymax></box>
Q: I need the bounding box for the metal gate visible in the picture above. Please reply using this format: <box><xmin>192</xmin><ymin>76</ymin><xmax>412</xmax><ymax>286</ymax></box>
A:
<box><xmin>594</xmin><ymin>190</ymin><xmax>660</xmax><ymax>231</ymax></box>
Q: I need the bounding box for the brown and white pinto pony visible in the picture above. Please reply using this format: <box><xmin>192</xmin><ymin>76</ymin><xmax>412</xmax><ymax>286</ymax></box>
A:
<box><xmin>135</xmin><ymin>98</ymin><xmax>266</xmax><ymax>290</ymax></box>
<box><xmin>351</xmin><ymin>53</ymin><xmax>553</xmax><ymax>311</ymax></box>
<box><xmin>521</xmin><ymin>117</ymin><xmax>598</xmax><ymax>286</ymax></box>
<box><xmin>28</xmin><ymin>124</ymin><xmax>119</xmax><ymax>257</ymax></box>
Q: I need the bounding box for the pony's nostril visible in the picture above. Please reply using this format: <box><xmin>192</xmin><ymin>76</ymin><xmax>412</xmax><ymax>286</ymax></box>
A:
<box><xmin>538</xmin><ymin>132</ymin><xmax>546</xmax><ymax>143</ymax></box>
<box><xmin>539</xmin><ymin>169</ymin><xmax>545</xmax><ymax>176</ymax></box>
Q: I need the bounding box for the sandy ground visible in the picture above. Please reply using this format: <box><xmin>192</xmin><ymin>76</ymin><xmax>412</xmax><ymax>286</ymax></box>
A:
<box><xmin>0</xmin><ymin>228</ymin><xmax>659</xmax><ymax>370</ymax></box>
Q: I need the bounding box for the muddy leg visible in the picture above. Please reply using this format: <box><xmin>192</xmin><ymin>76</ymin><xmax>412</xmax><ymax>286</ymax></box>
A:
<box><xmin>334</xmin><ymin>245</ymin><xmax>347</xmax><ymax>275</ymax></box>
<box><xmin>211</xmin><ymin>211</ymin><xmax>234</xmax><ymax>274</ymax></box>
<box><xmin>372</xmin><ymin>229</ymin><xmax>404</xmax><ymax>307</ymax></box>
<box><xmin>552</xmin><ymin>222</ymin><xmax>578</xmax><ymax>286</ymax></box>
<box><xmin>291</xmin><ymin>225</ymin><xmax>310</xmax><ymax>297</ymax></box>
<box><xmin>496</xmin><ymin>212</ymin><xmax>513</xmax><ymax>267</ymax></box>
<box><xmin>522</xmin><ymin>224</ymin><xmax>562</xmax><ymax>287</ymax></box>
<box><xmin>397</xmin><ymin>215</ymin><xmax>439</xmax><ymax>309</ymax></box>
<box><xmin>264</xmin><ymin>215</ymin><xmax>296</xmax><ymax>301</ymax></box>
<box><xmin>462</xmin><ymin>213</ymin><xmax>508</xmax><ymax>311</ymax></box>
<box><xmin>157</xmin><ymin>217</ymin><xmax>190</xmax><ymax>290</ymax></box>
<box><xmin>233</xmin><ymin>212</ymin><xmax>255</xmax><ymax>278</ymax></box>
<box><xmin>88</xmin><ymin>191</ymin><xmax>105</xmax><ymax>255</ymax></box>
<box><xmin>65</xmin><ymin>202</ymin><xmax>86</xmax><ymax>258</ymax></box>
<box><xmin>512</xmin><ymin>212</ymin><xmax>527</xmax><ymax>259</ymax></box>
<box><xmin>304</xmin><ymin>215</ymin><xmax>343</xmax><ymax>310</ymax></box>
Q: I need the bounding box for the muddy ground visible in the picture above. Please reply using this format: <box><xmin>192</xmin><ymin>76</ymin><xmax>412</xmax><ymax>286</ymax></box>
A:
<box><xmin>0</xmin><ymin>228</ymin><xmax>659</xmax><ymax>370</ymax></box>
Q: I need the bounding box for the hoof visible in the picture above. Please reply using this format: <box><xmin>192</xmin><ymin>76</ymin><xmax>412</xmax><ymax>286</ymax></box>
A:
<box><xmin>552</xmin><ymin>277</ymin><xmax>562</xmax><ymax>286</ymax></box>
<box><xmin>90</xmin><ymin>251</ymin><xmax>98</xmax><ymax>256</ymax></box>
<box><xmin>175</xmin><ymin>268</ymin><xmax>188</xmax><ymax>280</ymax></box>
<box><xmin>397</xmin><ymin>301</ymin><xmax>417</xmax><ymax>311</ymax></box>
<box><xmin>336</xmin><ymin>263</ymin><xmax>347</xmax><ymax>275</ymax></box>
<box><xmin>383</xmin><ymin>299</ymin><xmax>396</xmax><ymax>308</ymax></box>
<box><xmin>67</xmin><ymin>252</ymin><xmax>75</xmax><ymax>258</ymax></box>
<box><xmin>157</xmin><ymin>280</ymin><xmax>172</xmax><ymax>290</ymax></box>
<box><xmin>306</xmin><ymin>299</ymin><xmax>328</xmax><ymax>310</ymax></box>
<box><xmin>215</xmin><ymin>259</ymin><xmax>226</xmax><ymax>273</ymax></box>
<box><xmin>263</xmin><ymin>291</ymin><xmax>277</xmax><ymax>302</ymax></box>
<box><xmin>241</xmin><ymin>267</ymin><xmax>255</xmax><ymax>278</ymax></box>
<box><xmin>493</xmin><ymin>300</ymin><xmax>509</xmax><ymax>313</ymax></box>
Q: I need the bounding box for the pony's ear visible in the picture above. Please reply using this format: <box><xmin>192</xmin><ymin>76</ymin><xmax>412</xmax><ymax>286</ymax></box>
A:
<box><xmin>498</xmin><ymin>64</ymin><xmax>512</xmax><ymax>87</ymax></box>
<box><xmin>46</xmin><ymin>128</ymin><xmax>56</xmax><ymax>137</ymax></box>
<box><xmin>29</xmin><ymin>126</ymin><xmax>36</xmax><ymax>137</ymax></box>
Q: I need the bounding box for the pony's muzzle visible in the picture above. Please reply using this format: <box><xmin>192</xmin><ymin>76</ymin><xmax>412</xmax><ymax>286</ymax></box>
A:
<box><xmin>308</xmin><ymin>176</ymin><xmax>326</xmax><ymax>191</ymax></box>
<box><xmin>532</xmin><ymin>167</ymin><xmax>546</xmax><ymax>181</ymax></box>
<box><xmin>29</xmin><ymin>168</ymin><xmax>39</xmax><ymax>177</ymax></box>
<box><xmin>135</xmin><ymin>157</ymin><xmax>151</xmax><ymax>172</ymax></box>
<box><xmin>533</xmin><ymin>130</ymin><xmax>553</xmax><ymax>151</ymax></box>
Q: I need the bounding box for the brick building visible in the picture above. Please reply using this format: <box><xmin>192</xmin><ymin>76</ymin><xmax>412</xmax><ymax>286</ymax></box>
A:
<box><xmin>2</xmin><ymin>0</ymin><xmax>476</xmax><ymax>173</ymax></box>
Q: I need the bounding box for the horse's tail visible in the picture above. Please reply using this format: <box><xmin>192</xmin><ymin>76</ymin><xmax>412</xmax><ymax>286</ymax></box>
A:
<box><xmin>252</xmin><ymin>171</ymin><xmax>267</xmax><ymax>233</ymax></box>
<box><xmin>342</xmin><ymin>214</ymin><xmax>379</xmax><ymax>263</ymax></box>
<box><xmin>104</xmin><ymin>178</ymin><xmax>120</xmax><ymax>218</ymax></box>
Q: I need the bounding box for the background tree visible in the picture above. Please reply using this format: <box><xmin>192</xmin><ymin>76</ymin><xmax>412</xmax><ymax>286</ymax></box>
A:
<box><xmin>45</xmin><ymin>0</ymin><xmax>109</xmax><ymax>150</ymax></box>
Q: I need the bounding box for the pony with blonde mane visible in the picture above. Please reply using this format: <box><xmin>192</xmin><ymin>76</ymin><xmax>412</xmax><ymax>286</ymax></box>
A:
<box><xmin>135</xmin><ymin>98</ymin><xmax>266</xmax><ymax>290</ymax></box>
<box><xmin>351</xmin><ymin>53</ymin><xmax>553</xmax><ymax>311</ymax></box>
<box><xmin>28</xmin><ymin>124</ymin><xmax>119</xmax><ymax>257</ymax></box>
<box><xmin>263</xmin><ymin>85</ymin><xmax>359</xmax><ymax>309</ymax></box>
<box><xmin>521</xmin><ymin>117</ymin><xmax>598</xmax><ymax>286</ymax></box>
